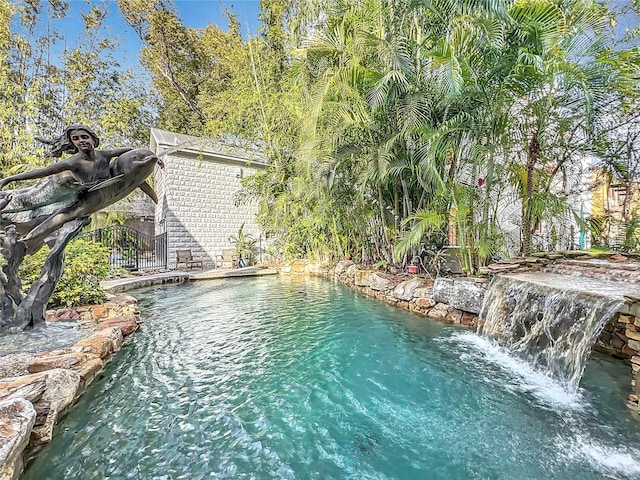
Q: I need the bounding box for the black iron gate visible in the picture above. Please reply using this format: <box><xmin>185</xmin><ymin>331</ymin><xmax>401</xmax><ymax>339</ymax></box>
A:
<box><xmin>81</xmin><ymin>225</ymin><xmax>167</xmax><ymax>271</ymax></box>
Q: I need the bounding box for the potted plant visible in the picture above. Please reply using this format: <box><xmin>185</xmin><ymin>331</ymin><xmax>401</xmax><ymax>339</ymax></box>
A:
<box><xmin>228</xmin><ymin>224</ymin><xmax>258</xmax><ymax>267</ymax></box>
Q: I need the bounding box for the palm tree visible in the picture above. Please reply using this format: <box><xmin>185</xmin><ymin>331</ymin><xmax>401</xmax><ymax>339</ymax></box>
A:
<box><xmin>264</xmin><ymin>0</ymin><xmax>626</xmax><ymax>265</ymax></box>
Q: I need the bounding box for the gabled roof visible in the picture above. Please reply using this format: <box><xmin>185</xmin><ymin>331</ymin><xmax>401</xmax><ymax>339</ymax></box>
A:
<box><xmin>150</xmin><ymin>128</ymin><xmax>268</xmax><ymax>167</ymax></box>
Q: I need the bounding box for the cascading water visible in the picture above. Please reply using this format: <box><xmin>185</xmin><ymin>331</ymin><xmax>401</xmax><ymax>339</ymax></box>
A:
<box><xmin>478</xmin><ymin>273</ymin><xmax>624</xmax><ymax>392</ymax></box>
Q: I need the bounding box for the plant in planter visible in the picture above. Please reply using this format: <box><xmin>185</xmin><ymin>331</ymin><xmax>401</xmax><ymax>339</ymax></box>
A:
<box><xmin>228</xmin><ymin>224</ymin><xmax>258</xmax><ymax>267</ymax></box>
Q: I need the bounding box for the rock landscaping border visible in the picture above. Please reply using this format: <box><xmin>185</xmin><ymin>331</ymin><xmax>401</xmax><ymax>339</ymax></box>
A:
<box><xmin>0</xmin><ymin>295</ymin><xmax>140</xmax><ymax>480</ymax></box>
<box><xmin>5</xmin><ymin>252</ymin><xmax>640</xmax><ymax>479</ymax></box>
<box><xmin>281</xmin><ymin>253</ymin><xmax>640</xmax><ymax>413</ymax></box>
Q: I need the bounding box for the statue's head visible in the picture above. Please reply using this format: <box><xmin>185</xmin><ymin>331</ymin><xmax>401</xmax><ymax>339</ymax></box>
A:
<box><xmin>65</xmin><ymin>125</ymin><xmax>100</xmax><ymax>151</ymax></box>
<box><xmin>38</xmin><ymin>125</ymin><xmax>101</xmax><ymax>157</ymax></box>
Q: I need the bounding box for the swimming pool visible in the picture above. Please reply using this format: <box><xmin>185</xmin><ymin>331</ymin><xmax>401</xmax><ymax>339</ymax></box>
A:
<box><xmin>22</xmin><ymin>276</ymin><xmax>640</xmax><ymax>479</ymax></box>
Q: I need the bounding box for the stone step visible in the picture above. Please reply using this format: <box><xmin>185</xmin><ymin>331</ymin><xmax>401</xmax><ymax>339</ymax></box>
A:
<box><xmin>543</xmin><ymin>262</ymin><xmax>640</xmax><ymax>284</ymax></box>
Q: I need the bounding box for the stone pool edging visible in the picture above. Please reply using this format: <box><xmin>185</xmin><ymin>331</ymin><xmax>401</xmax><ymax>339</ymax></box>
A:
<box><xmin>5</xmin><ymin>252</ymin><xmax>640</xmax><ymax>478</ymax></box>
<box><xmin>280</xmin><ymin>256</ymin><xmax>640</xmax><ymax>413</ymax></box>
<box><xmin>0</xmin><ymin>294</ymin><xmax>140</xmax><ymax>480</ymax></box>
<box><xmin>281</xmin><ymin>259</ymin><xmax>484</xmax><ymax>327</ymax></box>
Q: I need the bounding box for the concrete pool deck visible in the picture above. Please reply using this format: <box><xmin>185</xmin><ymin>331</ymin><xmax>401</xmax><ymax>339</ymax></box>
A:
<box><xmin>101</xmin><ymin>266</ymin><xmax>278</xmax><ymax>293</ymax></box>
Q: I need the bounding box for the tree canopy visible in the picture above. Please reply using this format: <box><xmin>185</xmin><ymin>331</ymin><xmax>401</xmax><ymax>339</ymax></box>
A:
<box><xmin>4</xmin><ymin>0</ymin><xmax>640</xmax><ymax>269</ymax></box>
<box><xmin>1</xmin><ymin>0</ymin><xmax>154</xmax><ymax>175</ymax></box>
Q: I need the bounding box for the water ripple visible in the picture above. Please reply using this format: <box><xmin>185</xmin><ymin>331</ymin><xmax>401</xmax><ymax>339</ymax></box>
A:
<box><xmin>22</xmin><ymin>277</ymin><xmax>640</xmax><ymax>480</ymax></box>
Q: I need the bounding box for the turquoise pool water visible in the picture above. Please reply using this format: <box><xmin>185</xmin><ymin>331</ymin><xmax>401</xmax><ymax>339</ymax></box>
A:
<box><xmin>23</xmin><ymin>276</ymin><xmax>640</xmax><ymax>479</ymax></box>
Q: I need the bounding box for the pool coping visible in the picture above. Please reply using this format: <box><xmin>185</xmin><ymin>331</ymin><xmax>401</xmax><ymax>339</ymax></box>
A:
<box><xmin>101</xmin><ymin>266</ymin><xmax>278</xmax><ymax>293</ymax></box>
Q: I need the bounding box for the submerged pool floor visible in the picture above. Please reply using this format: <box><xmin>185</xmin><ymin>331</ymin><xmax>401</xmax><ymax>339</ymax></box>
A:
<box><xmin>23</xmin><ymin>276</ymin><xmax>640</xmax><ymax>479</ymax></box>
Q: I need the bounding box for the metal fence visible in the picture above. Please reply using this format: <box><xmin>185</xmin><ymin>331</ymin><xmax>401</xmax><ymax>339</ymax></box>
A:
<box><xmin>80</xmin><ymin>225</ymin><xmax>167</xmax><ymax>271</ymax></box>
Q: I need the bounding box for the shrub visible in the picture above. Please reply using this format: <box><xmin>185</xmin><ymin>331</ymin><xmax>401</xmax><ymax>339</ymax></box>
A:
<box><xmin>19</xmin><ymin>239</ymin><xmax>111</xmax><ymax>308</ymax></box>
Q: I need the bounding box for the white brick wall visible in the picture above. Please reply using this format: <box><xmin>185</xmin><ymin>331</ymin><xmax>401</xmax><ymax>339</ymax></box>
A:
<box><xmin>150</xmin><ymin>129</ymin><xmax>267</xmax><ymax>269</ymax></box>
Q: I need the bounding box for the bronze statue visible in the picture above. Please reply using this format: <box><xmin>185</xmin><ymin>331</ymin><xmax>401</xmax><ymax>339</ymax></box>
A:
<box><xmin>0</xmin><ymin>125</ymin><xmax>163</xmax><ymax>330</ymax></box>
<box><xmin>0</xmin><ymin>125</ymin><xmax>132</xmax><ymax>240</ymax></box>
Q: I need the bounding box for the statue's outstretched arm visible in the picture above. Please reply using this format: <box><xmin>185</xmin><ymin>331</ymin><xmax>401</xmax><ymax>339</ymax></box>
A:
<box><xmin>0</xmin><ymin>162</ymin><xmax>68</xmax><ymax>189</ymax></box>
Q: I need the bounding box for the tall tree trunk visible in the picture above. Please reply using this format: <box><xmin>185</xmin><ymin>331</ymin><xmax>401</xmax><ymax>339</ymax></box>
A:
<box><xmin>522</xmin><ymin>132</ymin><xmax>540</xmax><ymax>257</ymax></box>
<box><xmin>378</xmin><ymin>185</ymin><xmax>393</xmax><ymax>263</ymax></box>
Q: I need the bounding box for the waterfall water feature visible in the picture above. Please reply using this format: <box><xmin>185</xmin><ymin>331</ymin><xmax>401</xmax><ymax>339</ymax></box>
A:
<box><xmin>478</xmin><ymin>273</ymin><xmax>625</xmax><ymax>392</ymax></box>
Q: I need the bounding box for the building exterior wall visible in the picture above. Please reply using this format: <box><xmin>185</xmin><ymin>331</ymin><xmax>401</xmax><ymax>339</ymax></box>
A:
<box><xmin>151</xmin><ymin>129</ymin><xmax>267</xmax><ymax>269</ymax></box>
<box><xmin>591</xmin><ymin>166</ymin><xmax>640</xmax><ymax>248</ymax></box>
<box><xmin>483</xmin><ymin>154</ymin><xmax>592</xmax><ymax>257</ymax></box>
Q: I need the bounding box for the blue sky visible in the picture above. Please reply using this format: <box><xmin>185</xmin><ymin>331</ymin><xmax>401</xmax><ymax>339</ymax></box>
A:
<box><xmin>23</xmin><ymin>1</ymin><xmax>261</xmax><ymax>68</ymax></box>
<box><xmin>172</xmin><ymin>0</ymin><xmax>261</xmax><ymax>32</ymax></box>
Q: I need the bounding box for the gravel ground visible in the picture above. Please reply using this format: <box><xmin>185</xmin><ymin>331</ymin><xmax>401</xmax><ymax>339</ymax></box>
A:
<box><xmin>0</xmin><ymin>352</ymin><xmax>35</xmax><ymax>380</ymax></box>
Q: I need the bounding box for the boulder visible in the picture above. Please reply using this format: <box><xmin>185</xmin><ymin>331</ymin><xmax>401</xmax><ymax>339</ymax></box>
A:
<box><xmin>97</xmin><ymin>316</ymin><xmax>138</xmax><ymax>336</ymax></box>
<box><xmin>27</xmin><ymin>353</ymin><xmax>99</xmax><ymax>374</ymax></box>
<box><xmin>619</xmin><ymin>314</ymin><xmax>634</xmax><ymax>324</ymax></box>
<box><xmin>75</xmin><ymin>358</ymin><xmax>104</xmax><ymax>384</ymax></box>
<box><xmin>108</xmin><ymin>294</ymin><xmax>138</xmax><ymax>306</ymax></box>
<box><xmin>0</xmin><ymin>374</ymin><xmax>43</xmax><ymax>392</ymax></box>
<box><xmin>461</xmin><ymin>311</ymin><xmax>478</xmax><ymax>327</ymax></box>
<box><xmin>0</xmin><ymin>398</ymin><xmax>36</xmax><ymax>480</ymax></box>
<box><xmin>363</xmin><ymin>272</ymin><xmax>394</xmax><ymax>291</ymax></box>
<box><xmin>426</xmin><ymin>303</ymin><xmax>452</xmax><ymax>321</ymax></box>
<box><xmin>413</xmin><ymin>284</ymin><xmax>434</xmax><ymax>298</ymax></box>
<box><xmin>626</xmin><ymin>327</ymin><xmax>640</xmax><ymax>342</ymax></box>
<box><xmin>487</xmin><ymin>263</ymin><xmax>520</xmax><ymax>271</ymax></box>
<box><xmin>345</xmin><ymin>264</ymin><xmax>357</xmax><ymax>280</ymax></box>
<box><xmin>74</xmin><ymin>335</ymin><xmax>114</xmax><ymax>359</ymax></box>
<box><xmin>91</xmin><ymin>326</ymin><xmax>124</xmax><ymax>351</ymax></box>
<box><xmin>91</xmin><ymin>305</ymin><xmax>108</xmax><ymax>319</ymax></box>
<box><xmin>415</xmin><ymin>297</ymin><xmax>436</xmax><ymax>309</ymax></box>
<box><xmin>33</xmin><ymin>369</ymin><xmax>81</xmax><ymax>417</ymax></box>
<box><xmin>610</xmin><ymin>253</ymin><xmax>628</xmax><ymax>262</ymax></box>
<box><xmin>48</xmin><ymin>308</ymin><xmax>81</xmax><ymax>321</ymax></box>
<box><xmin>392</xmin><ymin>277</ymin><xmax>424</xmax><ymax>301</ymax></box>
<box><xmin>24</xmin><ymin>370</ymin><xmax>80</xmax><ymax>451</ymax></box>
<box><xmin>291</xmin><ymin>260</ymin><xmax>308</xmax><ymax>274</ymax></box>
<box><xmin>432</xmin><ymin>277</ymin><xmax>487</xmax><ymax>314</ymax></box>
<box><xmin>0</xmin><ymin>379</ymin><xmax>46</xmax><ymax>403</ymax></box>
<box><xmin>354</xmin><ymin>269</ymin><xmax>373</xmax><ymax>287</ymax></box>
<box><xmin>629</xmin><ymin>339</ymin><xmax>640</xmax><ymax>353</ymax></box>
<box><xmin>306</xmin><ymin>263</ymin><xmax>331</xmax><ymax>275</ymax></box>
<box><xmin>334</xmin><ymin>260</ymin><xmax>354</xmax><ymax>276</ymax></box>
<box><xmin>446</xmin><ymin>308</ymin><xmax>463</xmax><ymax>324</ymax></box>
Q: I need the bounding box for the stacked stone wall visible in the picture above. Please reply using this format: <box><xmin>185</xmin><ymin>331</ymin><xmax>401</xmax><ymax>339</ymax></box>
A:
<box><xmin>282</xmin><ymin>260</ymin><xmax>482</xmax><ymax>327</ymax></box>
<box><xmin>595</xmin><ymin>302</ymin><xmax>640</xmax><ymax>410</ymax></box>
<box><xmin>0</xmin><ymin>295</ymin><xmax>141</xmax><ymax>478</ymax></box>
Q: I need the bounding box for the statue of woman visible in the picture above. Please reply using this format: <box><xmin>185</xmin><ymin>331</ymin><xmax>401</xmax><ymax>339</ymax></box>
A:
<box><xmin>0</xmin><ymin>125</ymin><xmax>132</xmax><ymax>233</ymax></box>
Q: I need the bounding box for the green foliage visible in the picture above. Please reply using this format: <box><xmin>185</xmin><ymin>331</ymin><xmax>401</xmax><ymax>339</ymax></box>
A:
<box><xmin>228</xmin><ymin>223</ymin><xmax>258</xmax><ymax>263</ymax></box>
<box><xmin>19</xmin><ymin>239</ymin><xmax>111</xmax><ymax>308</ymax></box>
<box><xmin>5</xmin><ymin>0</ymin><xmax>638</xmax><ymax>268</ymax></box>
<box><xmin>96</xmin><ymin>0</ymin><xmax>640</xmax><ymax>265</ymax></box>
<box><xmin>119</xmin><ymin>0</ymin><xmax>640</xmax><ymax>265</ymax></box>
<box><xmin>394</xmin><ymin>209</ymin><xmax>447</xmax><ymax>263</ymax></box>
<box><xmin>373</xmin><ymin>259</ymin><xmax>388</xmax><ymax>271</ymax></box>
<box><xmin>1</xmin><ymin>0</ymin><xmax>154</xmax><ymax>178</ymax></box>
<box><xmin>270</xmin><ymin>0</ymin><xmax>635</xmax><ymax>263</ymax></box>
